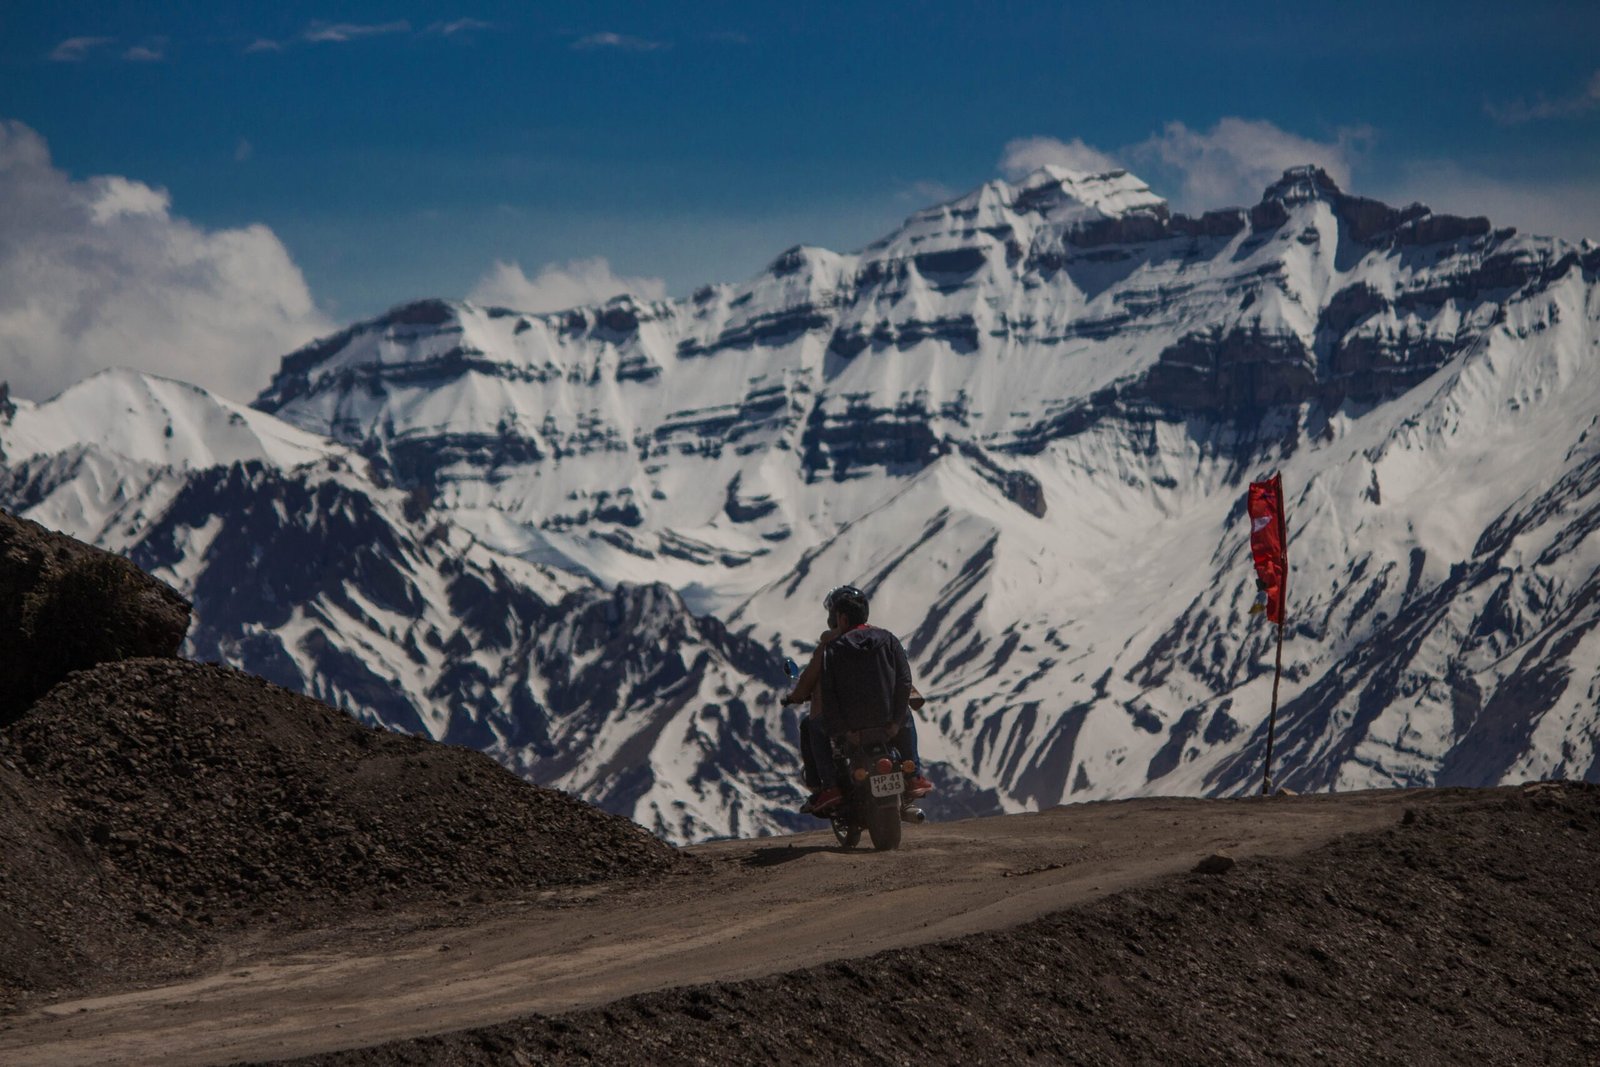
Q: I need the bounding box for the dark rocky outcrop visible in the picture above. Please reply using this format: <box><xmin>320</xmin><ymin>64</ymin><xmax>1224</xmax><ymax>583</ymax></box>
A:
<box><xmin>1318</xmin><ymin>282</ymin><xmax>1388</xmax><ymax>338</ymax></box>
<box><xmin>1141</xmin><ymin>327</ymin><xmax>1317</xmax><ymax>413</ymax></box>
<box><xmin>0</xmin><ymin>510</ymin><xmax>190</xmax><ymax>726</ymax></box>
<box><xmin>387</xmin><ymin>432</ymin><xmax>548</xmax><ymax>488</ymax></box>
<box><xmin>912</xmin><ymin>246</ymin><xmax>990</xmax><ymax>277</ymax></box>
<box><xmin>800</xmin><ymin>399</ymin><xmax>945</xmax><ymax>481</ymax></box>
<box><xmin>1191</xmin><ymin>850</ymin><xmax>1236</xmax><ymax>874</ymax></box>
<box><xmin>957</xmin><ymin>442</ymin><xmax>1046</xmax><ymax>516</ymax></box>
<box><xmin>1067</xmin><ymin>208</ymin><xmax>1171</xmax><ymax>248</ymax></box>
<box><xmin>1170</xmin><ymin>208</ymin><xmax>1248</xmax><ymax>238</ymax></box>
<box><xmin>828</xmin><ymin>317</ymin><xmax>983</xmax><ymax>360</ymax></box>
<box><xmin>677</xmin><ymin>307</ymin><xmax>834</xmax><ymax>359</ymax></box>
<box><xmin>651</xmin><ymin>384</ymin><xmax>793</xmax><ymax>457</ymax></box>
<box><xmin>1396</xmin><ymin>213</ymin><xmax>1491</xmax><ymax>246</ymax></box>
<box><xmin>1135</xmin><ymin>210</ymin><xmax>1528</xmax><ymax>415</ymax></box>
<box><xmin>723</xmin><ymin>472</ymin><xmax>779</xmax><ymax>523</ymax></box>
<box><xmin>383</xmin><ymin>299</ymin><xmax>458</xmax><ymax>328</ymax></box>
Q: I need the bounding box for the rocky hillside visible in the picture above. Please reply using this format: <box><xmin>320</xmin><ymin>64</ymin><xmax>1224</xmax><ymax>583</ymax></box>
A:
<box><xmin>0</xmin><ymin>508</ymin><xmax>189</xmax><ymax>725</ymax></box>
<box><xmin>0</xmin><ymin>514</ymin><xmax>682</xmax><ymax>1009</ymax></box>
<box><xmin>0</xmin><ymin>657</ymin><xmax>681</xmax><ymax>1009</ymax></box>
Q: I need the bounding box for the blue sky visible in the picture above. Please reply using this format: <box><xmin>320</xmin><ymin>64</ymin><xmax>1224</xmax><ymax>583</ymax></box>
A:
<box><xmin>0</xmin><ymin>1</ymin><xmax>1596</xmax><ymax>400</ymax></box>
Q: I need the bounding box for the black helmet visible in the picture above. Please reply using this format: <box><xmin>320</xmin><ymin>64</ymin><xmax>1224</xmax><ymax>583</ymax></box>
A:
<box><xmin>824</xmin><ymin>584</ymin><xmax>869</xmax><ymax>625</ymax></box>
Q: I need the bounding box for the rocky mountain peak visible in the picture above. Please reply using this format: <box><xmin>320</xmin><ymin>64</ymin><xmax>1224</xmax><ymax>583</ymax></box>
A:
<box><xmin>378</xmin><ymin>297</ymin><xmax>463</xmax><ymax>328</ymax></box>
<box><xmin>1007</xmin><ymin>165</ymin><xmax>1169</xmax><ymax>222</ymax></box>
<box><xmin>1259</xmin><ymin>164</ymin><xmax>1346</xmax><ymax>205</ymax></box>
<box><xmin>1246</xmin><ymin>164</ymin><xmax>1494</xmax><ymax>246</ymax></box>
<box><xmin>865</xmin><ymin>165</ymin><xmax>1171</xmax><ymax>263</ymax></box>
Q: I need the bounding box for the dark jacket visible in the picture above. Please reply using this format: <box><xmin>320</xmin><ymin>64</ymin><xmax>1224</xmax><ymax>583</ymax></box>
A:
<box><xmin>818</xmin><ymin>625</ymin><xmax>912</xmax><ymax>735</ymax></box>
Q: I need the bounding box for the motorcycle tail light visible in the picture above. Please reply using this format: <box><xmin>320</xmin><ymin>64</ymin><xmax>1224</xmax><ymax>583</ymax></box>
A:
<box><xmin>901</xmin><ymin>760</ymin><xmax>916</xmax><ymax>774</ymax></box>
<box><xmin>852</xmin><ymin>767</ymin><xmax>869</xmax><ymax>782</ymax></box>
<box><xmin>875</xmin><ymin>758</ymin><xmax>893</xmax><ymax>775</ymax></box>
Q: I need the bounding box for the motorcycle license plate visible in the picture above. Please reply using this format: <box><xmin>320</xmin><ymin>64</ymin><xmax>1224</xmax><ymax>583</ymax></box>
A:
<box><xmin>870</xmin><ymin>772</ymin><xmax>904</xmax><ymax>798</ymax></box>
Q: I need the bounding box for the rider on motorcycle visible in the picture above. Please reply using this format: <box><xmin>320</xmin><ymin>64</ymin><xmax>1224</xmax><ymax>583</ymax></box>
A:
<box><xmin>783</xmin><ymin>584</ymin><xmax>933</xmax><ymax>813</ymax></box>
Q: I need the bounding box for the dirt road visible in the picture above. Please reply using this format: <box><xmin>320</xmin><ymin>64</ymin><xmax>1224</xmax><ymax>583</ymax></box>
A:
<box><xmin>0</xmin><ymin>791</ymin><xmax>1419</xmax><ymax>1066</ymax></box>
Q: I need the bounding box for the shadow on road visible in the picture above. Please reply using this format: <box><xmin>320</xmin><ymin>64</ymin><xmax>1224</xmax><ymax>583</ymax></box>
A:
<box><xmin>742</xmin><ymin>844</ymin><xmax>853</xmax><ymax>868</ymax></box>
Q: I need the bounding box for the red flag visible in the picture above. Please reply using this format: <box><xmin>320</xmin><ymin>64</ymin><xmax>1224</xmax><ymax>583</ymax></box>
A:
<box><xmin>1247</xmin><ymin>474</ymin><xmax>1287</xmax><ymax>625</ymax></box>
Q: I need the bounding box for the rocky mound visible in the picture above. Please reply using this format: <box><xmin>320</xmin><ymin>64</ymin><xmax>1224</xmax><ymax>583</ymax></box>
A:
<box><xmin>287</xmin><ymin>783</ymin><xmax>1600</xmax><ymax>1066</ymax></box>
<box><xmin>0</xmin><ymin>510</ymin><xmax>190</xmax><ymax>726</ymax></box>
<box><xmin>0</xmin><ymin>658</ymin><xmax>679</xmax><ymax>1008</ymax></box>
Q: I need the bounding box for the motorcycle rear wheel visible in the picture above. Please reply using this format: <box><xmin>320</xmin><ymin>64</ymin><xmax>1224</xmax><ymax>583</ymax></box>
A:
<box><xmin>867</xmin><ymin>803</ymin><xmax>902</xmax><ymax>851</ymax></box>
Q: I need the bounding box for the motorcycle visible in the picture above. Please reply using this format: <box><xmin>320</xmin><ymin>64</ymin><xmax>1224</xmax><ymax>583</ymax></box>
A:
<box><xmin>784</xmin><ymin>656</ymin><xmax>925</xmax><ymax>852</ymax></box>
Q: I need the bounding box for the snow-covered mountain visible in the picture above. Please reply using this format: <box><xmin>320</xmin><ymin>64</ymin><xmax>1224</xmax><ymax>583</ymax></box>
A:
<box><xmin>4</xmin><ymin>164</ymin><xmax>1598</xmax><ymax>840</ymax></box>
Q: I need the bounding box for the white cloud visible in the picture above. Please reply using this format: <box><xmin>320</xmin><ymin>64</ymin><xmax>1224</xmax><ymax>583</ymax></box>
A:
<box><xmin>430</xmin><ymin>18</ymin><xmax>494</xmax><ymax>36</ymax></box>
<box><xmin>998</xmin><ymin>136</ymin><xmax>1122</xmax><ymax>180</ymax></box>
<box><xmin>1376</xmin><ymin>162</ymin><xmax>1600</xmax><ymax>245</ymax></box>
<box><xmin>123</xmin><ymin>43</ymin><xmax>165</xmax><ymax>63</ymax></box>
<box><xmin>468</xmin><ymin>258</ymin><xmax>667</xmax><ymax>313</ymax></box>
<box><xmin>1130</xmin><ymin>118</ymin><xmax>1372</xmax><ymax>212</ymax></box>
<box><xmin>1486</xmin><ymin>69</ymin><xmax>1600</xmax><ymax>124</ymax></box>
<box><xmin>234</xmin><ymin>137</ymin><xmax>254</xmax><ymax>163</ymax></box>
<box><xmin>0</xmin><ymin>120</ymin><xmax>332</xmax><ymax>404</ymax></box>
<box><xmin>302</xmin><ymin>21</ymin><xmax>410</xmax><ymax>44</ymax></box>
<box><xmin>250</xmin><ymin>20</ymin><xmax>485</xmax><ymax>51</ymax></box>
<box><xmin>571</xmin><ymin>32</ymin><xmax>667</xmax><ymax>52</ymax></box>
<box><xmin>48</xmin><ymin>36</ymin><xmax>114</xmax><ymax>62</ymax></box>
<box><xmin>87</xmin><ymin>175</ymin><xmax>169</xmax><ymax>223</ymax></box>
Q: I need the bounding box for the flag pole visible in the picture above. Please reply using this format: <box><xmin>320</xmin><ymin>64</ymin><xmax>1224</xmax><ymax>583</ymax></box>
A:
<box><xmin>1261</xmin><ymin>617</ymin><xmax>1283</xmax><ymax>796</ymax></box>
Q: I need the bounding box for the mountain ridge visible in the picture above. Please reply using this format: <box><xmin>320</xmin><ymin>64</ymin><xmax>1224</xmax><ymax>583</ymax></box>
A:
<box><xmin>3</xmin><ymin>163</ymin><xmax>1598</xmax><ymax>840</ymax></box>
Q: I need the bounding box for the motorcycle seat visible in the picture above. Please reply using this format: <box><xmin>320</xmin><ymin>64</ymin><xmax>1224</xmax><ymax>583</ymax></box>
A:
<box><xmin>844</xmin><ymin>724</ymin><xmax>897</xmax><ymax>745</ymax></box>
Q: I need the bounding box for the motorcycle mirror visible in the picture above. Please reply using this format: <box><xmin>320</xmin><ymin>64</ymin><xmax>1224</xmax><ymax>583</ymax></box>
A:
<box><xmin>782</xmin><ymin>656</ymin><xmax>799</xmax><ymax>679</ymax></box>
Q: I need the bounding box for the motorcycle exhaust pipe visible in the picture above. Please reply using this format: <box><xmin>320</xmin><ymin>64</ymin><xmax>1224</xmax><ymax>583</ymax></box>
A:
<box><xmin>900</xmin><ymin>805</ymin><xmax>926</xmax><ymax>824</ymax></box>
